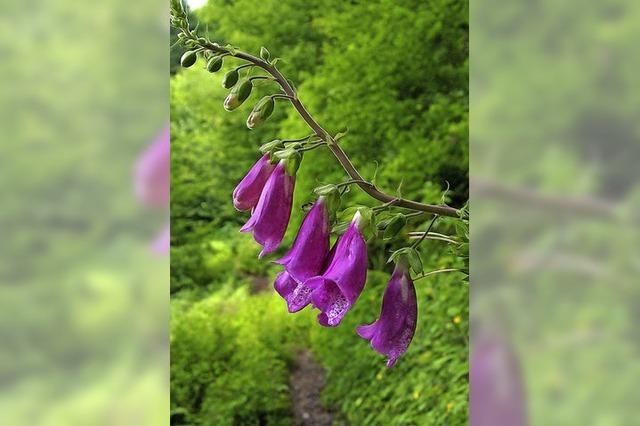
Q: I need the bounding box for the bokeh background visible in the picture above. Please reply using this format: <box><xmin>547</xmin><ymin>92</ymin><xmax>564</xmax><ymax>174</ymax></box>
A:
<box><xmin>0</xmin><ymin>0</ymin><xmax>168</xmax><ymax>424</ymax></box>
<box><xmin>472</xmin><ymin>0</ymin><xmax>640</xmax><ymax>424</ymax></box>
<box><xmin>170</xmin><ymin>0</ymin><xmax>468</xmax><ymax>424</ymax></box>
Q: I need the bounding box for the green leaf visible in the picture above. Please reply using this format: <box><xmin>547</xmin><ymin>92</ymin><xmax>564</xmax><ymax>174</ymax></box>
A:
<box><xmin>334</xmin><ymin>128</ymin><xmax>349</xmax><ymax>141</ymax></box>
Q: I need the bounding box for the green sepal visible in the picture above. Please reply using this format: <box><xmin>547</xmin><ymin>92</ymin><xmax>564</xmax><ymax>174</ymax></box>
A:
<box><xmin>354</xmin><ymin>207</ymin><xmax>376</xmax><ymax>240</ymax></box>
<box><xmin>383</xmin><ymin>213</ymin><xmax>407</xmax><ymax>240</ymax></box>
<box><xmin>388</xmin><ymin>247</ymin><xmax>422</xmax><ymax>275</ymax></box>
<box><xmin>259</xmin><ymin>139</ymin><xmax>284</xmax><ymax>155</ymax></box>
<box><xmin>407</xmin><ymin>249</ymin><xmax>423</xmax><ymax>275</ymax></box>
<box><xmin>180</xmin><ymin>50</ymin><xmax>197</xmax><ymax>68</ymax></box>
<box><xmin>314</xmin><ymin>184</ymin><xmax>338</xmax><ymax>196</ymax></box>
<box><xmin>314</xmin><ymin>185</ymin><xmax>341</xmax><ymax>220</ymax></box>
<box><xmin>283</xmin><ymin>152</ymin><xmax>302</xmax><ymax>176</ymax></box>
<box><xmin>323</xmin><ymin>190</ymin><xmax>341</xmax><ymax>221</ymax></box>
<box><xmin>274</xmin><ymin>147</ymin><xmax>298</xmax><ymax>160</ymax></box>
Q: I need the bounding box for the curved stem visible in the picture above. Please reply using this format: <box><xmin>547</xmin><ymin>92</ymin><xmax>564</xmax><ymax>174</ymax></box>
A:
<box><xmin>411</xmin><ymin>215</ymin><xmax>439</xmax><ymax>249</ymax></box>
<box><xmin>414</xmin><ymin>268</ymin><xmax>461</xmax><ymax>281</ymax></box>
<box><xmin>201</xmin><ymin>42</ymin><xmax>461</xmax><ymax>217</ymax></box>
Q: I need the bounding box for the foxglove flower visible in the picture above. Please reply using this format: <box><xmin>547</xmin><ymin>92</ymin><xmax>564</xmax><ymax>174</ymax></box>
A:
<box><xmin>232</xmin><ymin>154</ymin><xmax>276</xmax><ymax>211</ymax></box>
<box><xmin>305</xmin><ymin>213</ymin><xmax>368</xmax><ymax>326</ymax></box>
<box><xmin>471</xmin><ymin>330</ymin><xmax>527</xmax><ymax>426</ymax></box>
<box><xmin>240</xmin><ymin>160</ymin><xmax>295</xmax><ymax>257</ymax></box>
<box><xmin>135</xmin><ymin>126</ymin><xmax>169</xmax><ymax>207</ymax></box>
<box><xmin>274</xmin><ymin>198</ymin><xmax>331</xmax><ymax>311</ymax></box>
<box><xmin>356</xmin><ymin>258</ymin><xmax>417</xmax><ymax>368</ymax></box>
<box><xmin>134</xmin><ymin>126</ymin><xmax>170</xmax><ymax>253</ymax></box>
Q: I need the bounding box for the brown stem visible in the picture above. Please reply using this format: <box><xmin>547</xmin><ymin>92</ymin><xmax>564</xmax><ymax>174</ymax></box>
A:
<box><xmin>213</xmin><ymin>45</ymin><xmax>460</xmax><ymax>217</ymax></box>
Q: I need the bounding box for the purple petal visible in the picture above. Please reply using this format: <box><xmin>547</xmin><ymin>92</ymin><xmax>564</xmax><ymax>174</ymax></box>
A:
<box><xmin>233</xmin><ymin>154</ymin><xmax>276</xmax><ymax>211</ymax></box>
<box><xmin>310</xmin><ymin>277</ymin><xmax>351</xmax><ymax>327</ymax></box>
<box><xmin>151</xmin><ymin>223</ymin><xmax>170</xmax><ymax>254</ymax></box>
<box><xmin>275</xmin><ymin>198</ymin><xmax>330</xmax><ymax>283</ymax></box>
<box><xmin>241</xmin><ymin>161</ymin><xmax>295</xmax><ymax>257</ymax></box>
<box><xmin>274</xmin><ymin>271</ymin><xmax>315</xmax><ymax>313</ymax></box>
<box><xmin>308</xmin><ymin>221</ymin><xmax>368</xmax><ymax>327</ymax></box>
<box><xmin>471</xmin><ymin>331</ymin><xmax>527</xmax><ymax>426</ymax></box>
<box><xmin>135</xmin><ymin>126</ymin><xmax>169</xmax><ymax>207</ymax></box>
<box><xmin>357</xmin><ymin>261</ymin><xmax>417</xmax><ymax>367</ymax></box>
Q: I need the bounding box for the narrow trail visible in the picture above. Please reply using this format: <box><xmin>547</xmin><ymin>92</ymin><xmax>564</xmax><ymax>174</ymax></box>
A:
<box><xmin>290</xmin><ymin>350</ymin><xmax>333</xmax><ymax>426</ymax></box>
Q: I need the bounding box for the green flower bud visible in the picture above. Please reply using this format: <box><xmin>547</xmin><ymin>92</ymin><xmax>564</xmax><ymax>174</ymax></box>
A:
<box><xmin>223</xmin><ymin>79</ymin><xmax>252</xmax><ymax>111</ymax></box>
<box><xmin>246</xmin><ymin>96</ymin><xmax>275</xmax><ymax>129</ymax></box>
<box><xmin>222</xmin><ymin>69</ymin><xmax>239</xmax><ymax>89</ymax></box>
<box><xmin>237</xmin><ymin>79</ymin><xmax>253</xmax><ymax>101</ymax></box>
<box><xmin>206</xmin><ymin>56</ymin><xmax>223</xmax><ymax>73</ymax></box>
<box><xmin>180</xmin><ymin>50</ymin><xmax>197</xmax><ymax>68</ymax></box>
<box><xmin>383</xmin><ymin>213</ymin><xmax>407</xmax><ymax>240</ymax></box>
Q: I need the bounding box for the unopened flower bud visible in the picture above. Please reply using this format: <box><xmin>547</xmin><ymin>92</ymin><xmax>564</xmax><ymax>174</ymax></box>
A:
<box><xmin>206</xmin><ymin>56</ymin><xmax>223</xmax><ymax>73</ymax></box>
<box><xmin>223</xmin><ymin>79</ymin><xmax>253</xmax><ymax>111</ymax></box>
<box><xmin>180</xmin><ymin>50</ymin><xmax>197</xmax><ymax>68</ymax></box>
<box><xmin>383</xmin><ymin>213</ymin><xmax>407</xmax><ymax>240</ymax></box>
<box><xmin>246</xmin><ymin>97</ymin><xmax>275</xmax><ymax>129</ymax></box>
<box><xmin>222</xmin><ymin>69</ymin><xmax>239</xmax><ymax>89</ymax></box>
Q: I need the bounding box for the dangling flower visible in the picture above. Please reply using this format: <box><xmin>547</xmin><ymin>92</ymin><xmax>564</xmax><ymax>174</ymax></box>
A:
<box><xmin>135</xmin><ymin>126</ymin><xmax>169</xmax><ymax>208</ymax></box>
<box><xmin>240</xmin><ymin>159</ymin><xmax>296</xmax><ymax>257</ymax></box>
<box><xmin>274</xmin><ymin>198</ymin><xmax>331</xmax><ymax>311</ymax></box>
<box><xmin>470</xmin><ymin>330</ymin><xmax>527</xmax><ymax>426</ymax></box>
<box><xmin>304</xmin><ymin>212</ymin><xmax>368</xmax><ymax>327</ymax></box>
<box><xmin>276</xmin><ymin>197</ymin><xmax>330</xmax><ymax>282</ymax></box>
<box><xmin>356</xmin><ymin>257</ymin><xmax>417</xmax><ymax>368</ymax></box>
<box><xmin>134</xmin><ymin>125</ymin><xmax>170</xmax><ymax>254</ymax></box>
<box><xmin>232</xmin><ymin>154</ymin><xmax>276</xmax><ymax>211</ymax></box>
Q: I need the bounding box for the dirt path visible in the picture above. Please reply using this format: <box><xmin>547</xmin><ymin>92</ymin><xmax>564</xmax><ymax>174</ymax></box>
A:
<box><xmin>290</xmin><ymin>350</ymin><xmax>333</xmax><ymax>426</ymax></box>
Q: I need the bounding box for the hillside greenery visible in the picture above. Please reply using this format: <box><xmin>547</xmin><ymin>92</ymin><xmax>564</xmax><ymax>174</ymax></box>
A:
<box><xmin>170</xmin><ymin>0</ymin><xmax>468</xmax><ymax>424</ymax></box>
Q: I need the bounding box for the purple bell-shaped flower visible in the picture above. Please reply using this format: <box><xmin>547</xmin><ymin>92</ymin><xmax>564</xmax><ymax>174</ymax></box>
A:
<box><xmin>356</xmin><ymin>257</ymin><xmax>417</xmax><ymax>368</ymax></box>
<box><xmin>305</xmin><ymin>212</ymin><xmax>368</xmax><ymax>327</ymax></box>
<box><xmin>240</xmin><ymin>160</ymin><xmax>295</xmax><ymax>257</ymax></box>
<box><xmin>232</xmin><ymin>154</ymin><xmax>276</xmax><ymax>211</ymax></box>
<box><xmin>274</xmin><ymin>197</ymin><xmax>331</xmax><ymax>311</ymax></box>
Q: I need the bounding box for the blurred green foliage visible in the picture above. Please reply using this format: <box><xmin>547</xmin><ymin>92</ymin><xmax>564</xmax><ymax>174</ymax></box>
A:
<box><xmin>171</xmin><ymin>0</ymin><xmax>468</xmax><ymax>424</ymax></box>
<box><xmin>0</xmin><ymin>0</ymin><xmax>168</xmax><ymax>424</ymax></box>
<box><xmin>472</xmin><ymin>1</ymin><xmax>640</xmax><ymax>424</ymax></box>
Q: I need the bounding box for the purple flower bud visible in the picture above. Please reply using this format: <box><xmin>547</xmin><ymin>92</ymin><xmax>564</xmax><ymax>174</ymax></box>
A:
<box><xmin>240</xmin><ymin>160</ymin><xmax>295</xmax><ymax>257</ymax></box>
<box><xmin>305</xmin><ymin>213</ymin><xmax>368</xmax><ymax>327</ymax></box>
<box><xmin>232</xmin><ymin>154</ymin><xmax>276</xmax><ymax>211</ymax></box>
<box><xmin>471</xmin><ymin>330</ymin><xmax>527</xmax><ymax>426</ymax></box>
<box><xmin>356</xmin><ymin>258</ymin><xmax>417</xmax><ymax>368</ymax></box>
<box><xmin>274</xmin><ymin>198</ymin><xmax>331</xmax><ymax>311</ymax></box>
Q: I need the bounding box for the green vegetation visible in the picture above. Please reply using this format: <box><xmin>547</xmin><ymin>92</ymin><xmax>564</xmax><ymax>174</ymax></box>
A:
<box><xmin>171</xmin><ymin>0</ymin><xmax>468</xmax><ymax>424</ymax></box>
